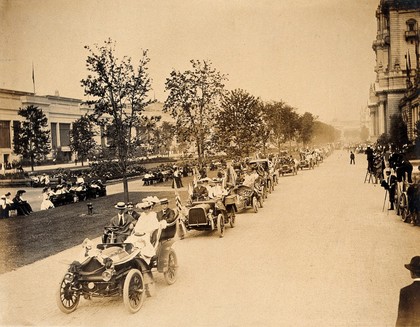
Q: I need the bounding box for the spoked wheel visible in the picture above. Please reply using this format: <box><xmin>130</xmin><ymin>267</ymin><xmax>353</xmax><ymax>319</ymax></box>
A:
<box><xmin>252</xmin><ymin>196</ymin><xmax>259</xmax><ymax>213</ymax></box>
<box><xmin>123</xmin><ymin>269</ymin><xmax>146</xmax><ymax>313</ymax></box>
<box><xmin>217</xmin><ymin>214</ymin><xmax>225</xmax><ymax>237</ymax></box>
<box><xmin>400</xmin><ymin>194</ymin><xmax>410</xmax><ymax>222</ymax></box>
<box><xmin>56</xmin><ymin>275</ymin><xmax>80</xmax><ymax>314</ymax></box>
<box><xmin>228</xmin><ymin>208</ymin><xmax>236</xmax><ymax>228</ymax></box>
<box><xmin>164</xmin><ymin>249</ymin><xmax>178</xmax><ymax>285</ymax></box>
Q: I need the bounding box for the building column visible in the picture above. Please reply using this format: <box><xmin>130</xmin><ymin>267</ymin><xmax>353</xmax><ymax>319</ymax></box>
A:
<box><xmin>56</xmin><ymin>123</ymin><xmax>61</xmax><ymax>147</ymax></box>
<box><xmin>378</xmin><ymin>101</ymin><xmax>385</xmax><ymax>135</ymax></box>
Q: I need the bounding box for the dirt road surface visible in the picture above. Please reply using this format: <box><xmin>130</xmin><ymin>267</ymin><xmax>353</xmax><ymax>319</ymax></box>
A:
<box><xmin>0</xmin><ymin>150</ymin><xmax>417</xmax><ymax>326</ymax></box>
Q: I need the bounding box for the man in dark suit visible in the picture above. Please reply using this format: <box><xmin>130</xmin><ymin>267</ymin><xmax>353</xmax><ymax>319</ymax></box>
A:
<box><xmin>103</xmin><ymin>202</ymin><xmax>136</xmax><ymax>243</ymax></box>
<box><xmin>157</xmin><ymin>198</ymin><xmax>177</xmax><ymax>240</ymax></box>
<box><xmin>396</xmin><ymin>256</ymin><xmax>420</xmax><ymax>326</ymax></box>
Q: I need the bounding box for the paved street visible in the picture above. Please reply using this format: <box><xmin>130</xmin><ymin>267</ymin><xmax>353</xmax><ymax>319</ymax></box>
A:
<box><xmin>0</xmin><ymin>150</ymin><xmax>418</xmax><ymax>326</ymax></box>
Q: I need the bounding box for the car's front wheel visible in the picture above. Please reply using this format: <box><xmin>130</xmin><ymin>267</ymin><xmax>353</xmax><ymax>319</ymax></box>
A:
<box><xmin>56</xmin><ymin>274</ymin><xmax>80</xmax><ymax>314</ymax></box>
<box><xmin>123</xmin><ymin>269</ymin><xmax>146</xmax><ymax>313</ymax></box>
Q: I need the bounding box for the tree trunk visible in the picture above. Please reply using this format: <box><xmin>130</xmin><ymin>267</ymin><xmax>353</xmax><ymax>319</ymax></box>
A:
<box><xmin>123</xmin><ymin>175</ymin><xmax>129</xmax><ymax>203</ymax></box>
<box><xmin>30</xmin><ymin>155</ymin><xmax>34</xmax><ymax>172</ymax></box>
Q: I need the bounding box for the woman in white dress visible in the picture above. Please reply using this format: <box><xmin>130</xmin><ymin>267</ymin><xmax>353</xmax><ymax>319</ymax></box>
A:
<box><xmin>125</xmin><ymin>197</ymin><xmax>166</xmax><ymax>263</ymax></box>
<box><xmin>40</xmin><ymin>187</ymin><xmax>55</xmax><ymax>210</ymax></box>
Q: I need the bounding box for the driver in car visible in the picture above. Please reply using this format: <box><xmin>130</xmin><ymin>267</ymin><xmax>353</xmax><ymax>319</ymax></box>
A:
<box><xmin>103</xmin><ymin>202</ymin><xmax>136</xmax><ymax>243</ymax></box>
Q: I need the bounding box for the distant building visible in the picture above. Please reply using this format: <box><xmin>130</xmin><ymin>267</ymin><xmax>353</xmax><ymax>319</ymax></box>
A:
<box><xmin>0</xmin><ymin>88</ymin><xmax>93</xmax><ymax>166</ymax></box>
<box><xmin>0</xmin><ymin>88</ymin><xmax>173</xmax><ymax>168</ymax></box>
<box><xmin>369</xmin><ymin>0</ymin><xmax>420</xmax><ymax>140</ymax></box>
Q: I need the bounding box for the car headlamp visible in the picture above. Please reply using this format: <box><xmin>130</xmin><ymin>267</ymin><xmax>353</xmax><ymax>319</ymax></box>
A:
<box><xmin>64</xmin><ymin>272</ymin><xmax>74</xmax><ymax>283</ymax></box>
<box><xmin>102</xmin><ymin>269</ymin><xmax>113</xmax><ymax>282</ymax></box>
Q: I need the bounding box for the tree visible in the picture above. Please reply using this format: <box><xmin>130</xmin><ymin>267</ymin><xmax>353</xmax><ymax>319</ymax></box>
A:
<box><xmin>13</xmin><ymin>105</ymin><xmax>51</xmax><ymax>171</ymax></box>
<box><xmin>313</xmin><ymin>121</ymin><xmax>341</xmax><ymax>144</ymax></box>
<box><xmin>261</xmin><ymin>101</ymin><xmax>300</xmax><ymax>153</ymax></box>
<box><xmin>297</xmin><ymin>112</ymin><xmax>316</xmax><ymax>146</ymax></box>
<box><xmin>81</xmin><ymin>38</ymin><xmax>154</xmax><ymax>201</ymax></box>
<box><xmin>164</xmin><ymin>59</ymin><xmax>227</xmax><ymax>164</ymax></box>
<box><xmin>70</xmin><ymin>114</ymin><xmax>97</xmax><ymax>166</ymax></box>
<box><xmin>214</xmin><ymin>89</ymin><xmax>262</xmax><ymax>157</ymax></box>
<box><xmin>155</xmin><ymin>121</ymin><xmax>175</xmax><ymax>157</ymax></box>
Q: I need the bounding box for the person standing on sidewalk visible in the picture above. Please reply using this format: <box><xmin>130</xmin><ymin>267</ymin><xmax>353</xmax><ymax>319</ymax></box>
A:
<box><xmin>350</xmin><ymin>151</ymin><xmax>355</xmax><ymax>165</ymax></box>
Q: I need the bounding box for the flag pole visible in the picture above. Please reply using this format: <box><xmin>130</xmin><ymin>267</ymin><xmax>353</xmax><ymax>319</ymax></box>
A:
<box><xmin>32</xmin><ymin>62</ymin><xmax>36</xmax><ymax>95</ymax></box>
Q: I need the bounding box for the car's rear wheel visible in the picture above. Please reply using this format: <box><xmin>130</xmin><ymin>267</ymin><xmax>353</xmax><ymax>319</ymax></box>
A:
<box><xmin>217</xmin><ymin>214</ymin><xmax>225</xmax><ymax>237</ymax></box>
<box><xmin>123</xmin><ymin>269</ymin><xmax>145</xmax><ymax>313</ymax></box>
<box><xmin>56</xmin><ymin>275</ymin><xmax>80</xmax><ymax>314</ymax></box>
<box><xmin>400</xmin><ymin>194</ymin><xmax>410</xmax><ymax>222</ymax></box>
<box><xmin>228</xmin><ymin>208</ymin><xmax>236</xmax><ymax>228</ymax></box>
<box><xmin>252</xmin><ymin>196</ymin><xmax>258</xmax><ymax>213</ymax></box>
<box><xmin>164</xmin><ymin>250</ymin><xmax>178</xmax><ymax>285</ymax></box>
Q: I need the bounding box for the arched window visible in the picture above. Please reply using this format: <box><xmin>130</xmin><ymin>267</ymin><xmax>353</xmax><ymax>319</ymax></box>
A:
<box><xmin>407</xmin><ymin>19</ymin><xmax>417</xmax><ymax>32</ymax></box>
<box><xmin>405</xmin><ymin>19</ymin><xmax>418</xmax><ymax>41</ymax></box>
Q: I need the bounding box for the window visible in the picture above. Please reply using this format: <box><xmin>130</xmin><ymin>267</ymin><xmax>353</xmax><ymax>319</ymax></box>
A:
<box><xmin>0</xmin><ymin>121</ymin><xmax>11</xmax><ymax>148</ymax></box>
<box><xmin>59</xmin><ymin>123</ymin><xmax>70</xmax><ymax>147</ymax></box>
<box><xmin>51</xmin><ymin>122</ymin><xmax>57</xmax><ymax>148</ymax></box>
<box><xmin>407</xmin><ymin>19</ymin><xmax>417</xmax><ymax>32</ymax></box>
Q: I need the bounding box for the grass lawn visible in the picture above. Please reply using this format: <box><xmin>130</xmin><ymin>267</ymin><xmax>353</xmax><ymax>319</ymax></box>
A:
<box><xmin>0</xmin><ymin>190</ymin><xmax>187</xmax><ymax>274</ymax></box>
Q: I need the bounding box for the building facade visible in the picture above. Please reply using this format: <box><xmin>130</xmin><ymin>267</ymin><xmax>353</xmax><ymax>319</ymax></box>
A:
<box><xmin>0</xmin><ymin>88</ymin><xmax>175</xmax><ymax>169</ymax></box>
<box><xmin>0</xmin><ymin>88</ymin><xmax>93</xmax><ymax>167</ymax></box>
<box><xmin>369</xmin><ymin>0</ymin><xmax>420</xmax><ymax>140</ymax></box>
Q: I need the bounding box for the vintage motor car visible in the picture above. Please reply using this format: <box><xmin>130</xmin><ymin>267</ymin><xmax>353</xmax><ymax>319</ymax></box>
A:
<box><xmin>278</xmin><ymin>157</ymin><xmax>298</xmax><ymax>176</ymax></box>
<box><xmin>224</xmin><ymin>184</ymin><xmax>263</xmax><ymax>213</ymax></box>
<box><xmin>181</xmin><ymin>196</ymin><xmax>236</xmax><ymax>238</ymax></box>
<box><xmin>56</xmin><ymin>224</ymin><xmax>178</xmax><ymax>314</ymax></box>
<box><xmin>248</xmin><ymin>158</ymin><xmax>275</xmax><ymax>195</ymax></box>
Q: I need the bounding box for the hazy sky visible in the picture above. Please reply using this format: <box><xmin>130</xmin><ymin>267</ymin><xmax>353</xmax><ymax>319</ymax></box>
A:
<box><xmin>0</xmin><ymin>0</ymin><xmax>378</xmax><ymax>122</ymax></box>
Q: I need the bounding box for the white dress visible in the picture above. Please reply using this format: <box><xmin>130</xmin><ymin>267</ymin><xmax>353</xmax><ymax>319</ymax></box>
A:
<box><xmin>125</xmin><ymin>211</ymin><xmax>159</xmax><ymax>262</ymax></box>
<box><xmin>40</xmin><ymin>192</ymin><xmax>54</xmax><ymax>210</ymax></box>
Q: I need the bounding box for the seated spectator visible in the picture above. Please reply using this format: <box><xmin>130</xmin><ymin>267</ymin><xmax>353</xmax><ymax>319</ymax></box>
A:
<box><xmin>40</xmin><ymin>187</ymin><xmax>55</xmax><ymax>210</ymax></box>
<box><xmin>126</xmin><ymin>202</ymin><xmax>140</xmax><ymax>221</ymax></box>
<box><xmin>13</xmin><ymin>190</ymin><xmax>32</xmax><ymax>216</ymax></box>
<box><xmin>1</xmin><ymin>192</ymin><xmax>14</xmax><ymax>218</ymax></box>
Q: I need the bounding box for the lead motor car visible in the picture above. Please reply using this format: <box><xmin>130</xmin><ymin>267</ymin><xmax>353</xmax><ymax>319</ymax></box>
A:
<box><xmin>56</xmin><ymin>223</ymin><xmax>178</xmax><ymax>314</ymax></box>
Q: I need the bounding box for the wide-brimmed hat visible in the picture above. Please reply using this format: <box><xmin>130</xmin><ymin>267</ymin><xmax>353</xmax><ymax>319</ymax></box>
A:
<box><xmin>160</xmin><ymin>198</ymin><xmax>169</xmax><ymax>205</ymax></box>
<box><xmin>126</xmin><ymin>202</ymin><xmax>134</xmax><ymax>208</ymax></box>
<box><xmin>17</xmin><ymin>190</ymin><xmax>26</xmax><ymax>194</ymax></box>
<box><xmin>405</xmin><ymin>256</ymin><xmax>420</xmax><ymax>273</ymax></box>
<box><xmin>114</xmin><ymin>202</ymin><xmax>127</xmax><ymax>210</ymax></box>
<box><xmin>136</xmin><ymin>201</ymin><xmax>154</xmax><ymax>209</ymax></box>
<box><xmin>142</xmin><ymin>196</ymin><xmax>160</xmax><ymax>204</ymax></box>
<box><xmin>198</xmin><ymin>177</ymin><xmax>212</xmax><ymax>183</ymax></box>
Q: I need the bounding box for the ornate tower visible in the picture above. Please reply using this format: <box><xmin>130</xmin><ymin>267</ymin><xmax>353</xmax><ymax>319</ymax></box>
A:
<box><xmin>369</xmin><ymin>0</ymin><xmax>420</xmax><ymax>140</ymax></box>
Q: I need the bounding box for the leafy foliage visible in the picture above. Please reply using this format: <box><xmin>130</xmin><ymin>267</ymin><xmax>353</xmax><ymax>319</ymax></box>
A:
<box><xmin>297</xmin><ymin>112</ymin><xmax>316</xmax><ymax>146</ymax></box>
<box><xmin>70</xmin><ymin>114</ymin><xmax>97</xmax><ymax>166</ymax></box>
<box><xmin>215</xmin><ymin>89</ymin><xmax>262</xmax><ymax>157</ymax></box>
<box><xmin>13</xmin><ymin>105</ymin><xmax>51</xmax><ymax>171</ymax></box>
<box><xmin>163</xmin><ymin>59</ymin><xmax>227</xmax><ymax>162</ymax></box>
<box><xmin>81</xmin><ymin>38</ymin><xmax>154</xmax><ymax>200</ymax></box>
<box><xmin>261</xmin><ymin>101</ymin><xmax>300</xmax><ymax>152</ymax></box>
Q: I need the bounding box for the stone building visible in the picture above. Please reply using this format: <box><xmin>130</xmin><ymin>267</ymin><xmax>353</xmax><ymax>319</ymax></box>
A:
<box><xmin>0</xmin><ymin>88</ymin><xmax>173</xmax><ymax>169</ymax></box>
<box><xmin>368</xmin><ymin>0</ymin><xmax>420</xmax><ymax>140</ymax></box>
<box><xmin>0</xmin><ymin>89</ymin><xmax>92</xmax><ymax>167</ymax></box>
